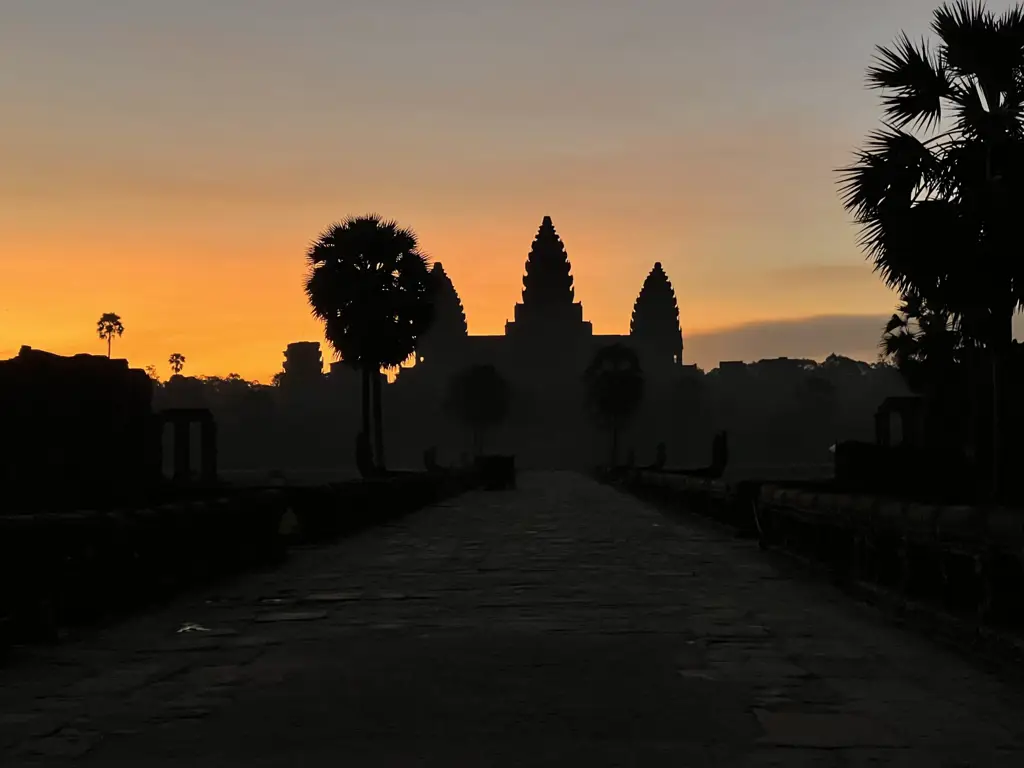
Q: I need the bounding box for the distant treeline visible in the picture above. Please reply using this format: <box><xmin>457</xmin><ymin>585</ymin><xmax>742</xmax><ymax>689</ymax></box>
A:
<box><xmin>153</xmin><ymin>354</ymin><xmax>907</xmax><ymax>478</ymax></box>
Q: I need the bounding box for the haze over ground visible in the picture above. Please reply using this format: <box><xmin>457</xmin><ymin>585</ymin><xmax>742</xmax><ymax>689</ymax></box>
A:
<box><xmin>4</xmin><ymin>0</ymin><xmax>1022</xmax><ymax>380</ymax></box>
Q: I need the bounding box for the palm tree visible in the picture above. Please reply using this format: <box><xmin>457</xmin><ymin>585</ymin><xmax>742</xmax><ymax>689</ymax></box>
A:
<box><xmin>96</xmin><ymin>313</ymin><xmax>124</xmax><ymax>358</ymax></box>
<box><xmin>168</xmin><ymin>352</ymin><xmax>186</xmax><ymax>376</ymax></box>
<box><xmin>837</xmin><ymin>1</ymin><xmax>1024</xmax><ymax>495</ymax></box>
<box><xmin>444</xmin><ymin>364</ymin><xmax>511</xmax><ymax>456</ymax></box>
<box><xmin>583</xmin><ymin>343</ymin><xmax>645</xmax><ymax>467</ymax></box>
<box><xmin>305</xmin><ymin>214</ymin><xmax>434</xmax><ymax>472</ymax></box>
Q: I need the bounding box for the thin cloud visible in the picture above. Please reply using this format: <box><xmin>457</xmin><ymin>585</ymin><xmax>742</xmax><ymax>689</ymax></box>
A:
<box><xmin>685</xmin><ymin>313</ymin><xmax>890</xmax><ymax>369</ymax></box>
<box><xmin>764</xmin><ymin>264</ymin><xmax>877</xmax><ymax>286</ymax></box>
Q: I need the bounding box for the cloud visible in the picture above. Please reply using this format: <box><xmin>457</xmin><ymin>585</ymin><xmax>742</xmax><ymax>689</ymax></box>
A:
<box><xmin>763</xmin><ymin>263</ymin><xmax>878</xmax><ymax>287</ymax></box>
<box><xmin>685</xmin><ymin>314</ymin><xmax>889</xmax><ymax>369</ymax></box>
<box><xmin>686</xmin><ymin>311</ymin><xmax>1024</xmax><ymax>371</ymax></box>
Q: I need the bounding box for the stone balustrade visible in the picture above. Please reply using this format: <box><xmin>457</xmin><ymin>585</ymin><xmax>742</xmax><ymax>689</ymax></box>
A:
<box><xmin>0</xmin><ymin>471</ymin><xmax>473</xmax><ymax>653</ymax></box>
<box><xmin>606</xmin><ymin>468</ymin><xmax>1024</xmax><ymax>636</ymax></box>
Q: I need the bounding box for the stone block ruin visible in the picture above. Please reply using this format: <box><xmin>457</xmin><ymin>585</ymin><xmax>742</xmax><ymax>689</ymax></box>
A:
<box><xmin>0</xmin><ymin>346</ymin><xmax>217</xmax><ymax>511</ymax></box>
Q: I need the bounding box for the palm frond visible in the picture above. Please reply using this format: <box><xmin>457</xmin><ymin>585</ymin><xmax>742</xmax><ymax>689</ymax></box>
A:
<box><xmin>883</xmin><ymin>312</ymin><xmax>906</xmax><ymax>335</ymax></box>
<box><xmin>934</xmin><ymin>1</ymin><xmax>994</xmax><ymax>74</ymax></box>
<box><xmin>304</xmin><ymin>214</ymin><xmax>435</xmax><ymax>370</ymax></box>
<box><xmin>837</xmin><ymin>127</ymin><xmax>939</xmax><ymax>219</ymax></box>
<box><xmin>868</xmin><ymin>34</ymin><xmax>950</xmax><ymax>129</ymax></box>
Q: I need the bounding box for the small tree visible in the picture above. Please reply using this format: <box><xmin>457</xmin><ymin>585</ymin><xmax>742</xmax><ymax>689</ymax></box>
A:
<box><xmin>96</xmin><ymin>312</ymin><xmax>124</xmax><ymax>358</ymax></box>
<box><xmin>168</xmin><ymin>352</ymin><xmax>186</xmax><ymax>376</ymax></box>
<box><xmin>584</xmin><ymin>343</ymin><xmax>645</xmax><ymax>467</ymax></box>
<box><xmin>444</xmin><ymin>364</ymin><xmax>511</xmax><ymax>456</ymax></box>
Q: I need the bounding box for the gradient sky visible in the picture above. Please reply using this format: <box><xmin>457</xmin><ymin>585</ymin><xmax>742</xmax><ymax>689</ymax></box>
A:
<box><xmin>4</xmin><ymin>0</ymin><xmax>1019</xmax><ymax>381</ymax></box>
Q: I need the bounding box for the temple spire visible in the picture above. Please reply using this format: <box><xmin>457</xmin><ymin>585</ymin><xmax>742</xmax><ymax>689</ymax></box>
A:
<box><xmin>417</xmin><ymin>262</ymin><xmax>467</xmax><ymax>365</ymax></box>
<box><xmin>521</xmin><ymin>215</ymin><xmax>575</xmax><ymax>307</ymax></box>
<box><xmin>630</xmin><ymin>261</ymin><xmax>683</xmax><ymax>364</ymax></box>
<box><xmin>427</xmin><ymin>262</ymin><xmax>468</xmax><ymax>338</ymax></box>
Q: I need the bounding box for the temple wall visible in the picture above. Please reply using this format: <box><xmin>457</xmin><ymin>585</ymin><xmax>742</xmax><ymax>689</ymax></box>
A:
<box><xmin>385</xmin><ymin>329</ymin><xmax>686</xmax><ymax>470</ymax></box>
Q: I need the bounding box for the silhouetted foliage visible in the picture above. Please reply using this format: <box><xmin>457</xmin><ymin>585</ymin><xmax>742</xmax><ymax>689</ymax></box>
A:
<box><xmin>630</xmin><ymin>262</ymin><xmax>683</xmax><ymax>364</ymax></box>
<box><xmin>522</xmin><ymin>215</ymin><xmax>575</xmax><ymax>307</ymax></box>
<box><xmin>304</xmin><ymin>215</ymin><xmax>434</xmax><ymax>471</ymax></box>
<box><xmin>838</xmin><ymin>0</ymin><xmax>1024</xmax><ymax>494</ymax></box>
<box><xmin>584</xmin><ymin>343</ymin><xmax>645</xmax><ymax>467</ymax></box>
<box><xmin>168</xmin><ymin>352</ymin><xmax>186</xmax><ymax>376</ymax></box>
<box><xmin>880</xmin><ymin>291</ymin><xmax>968</xmax><ymax>394</ymax></box>
<box><xmin>96</xmin><ymin>312</ymin><xmax>124</xmax><ymax>359</ymax></box>
<box><xmin>444</xmin><ymin>364</ymin><xmax>511</xmax><ymax>456</ymax></box>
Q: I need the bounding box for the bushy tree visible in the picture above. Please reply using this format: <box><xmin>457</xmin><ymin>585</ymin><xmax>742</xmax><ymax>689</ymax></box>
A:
<box><xmin>444</xmin><ymin>364</ymin><xmax>511</xmax><ymax>456</ymax></box>
<box><xmin>583</xmin><ymin>343</ymin><xmax>645</xmax><ymax>467</ymax></box>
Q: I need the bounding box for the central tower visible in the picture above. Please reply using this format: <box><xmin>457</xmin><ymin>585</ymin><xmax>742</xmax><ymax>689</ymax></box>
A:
<box><xmin>504</xmin><ymin>216</ymin><xmax>592</xmax><ymax>343</ymax></box>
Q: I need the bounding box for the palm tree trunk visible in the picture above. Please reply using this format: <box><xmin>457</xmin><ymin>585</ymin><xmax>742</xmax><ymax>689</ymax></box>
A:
<box><xmin>372</xmin><ymin>369</ymin><xmax>385</xmax><ymax>472</ymax></box>
<box><xmin>107</xmin><ymin>336</ymin><xmax>112</xmax><ymax>359</ymax></box>
<box><xmin>990</xmin><ymin>306</ymin><xmax>1014</xmax><ymax>500</ymax></box>
<box><xmin>361</xmin><ymin>364</ymin><xmax>372</xmax><ymax>463</ymax></box>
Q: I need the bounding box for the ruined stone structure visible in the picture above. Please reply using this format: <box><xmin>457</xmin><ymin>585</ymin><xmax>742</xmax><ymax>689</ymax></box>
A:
<box><xmin>282</xmin><ymin>341</ymin><xmax>324</xmax><ymax>384</ymax></box>
<box><xmin>158</xmin><ymin>407</ymin><xmax>218</xmax><ymax>483</ymax></box>
<box><xmin>0</xmin><ymin>347</ymin><xmax>155</xmax><ymax>508</ymax></box>
<box><xmin>0</xmin><ymin>346</ymin><xmax>220</xmax><ymax>509</ymax></box>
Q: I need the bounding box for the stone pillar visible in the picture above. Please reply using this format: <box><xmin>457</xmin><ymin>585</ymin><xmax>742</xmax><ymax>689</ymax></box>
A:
<box><xmin>149</xmin><ymin>416</ymin><xmax>165</xmax><ymax>483</ymax></box>
<box><xmin>173</xmin><ymin>417</ymin><xmax>191</xmax><ymax>482</ymax></box>
<box><xmin>200</xmin><ymin>416</ymin><xmax>218</xmax><ymax>483</ymax></box>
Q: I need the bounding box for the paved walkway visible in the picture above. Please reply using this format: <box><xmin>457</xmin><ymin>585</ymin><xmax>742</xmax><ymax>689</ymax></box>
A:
<box><xmin>3</xmin><ymin>472</ymin><xmax>1024</xmax><ymax>766</ymax></box>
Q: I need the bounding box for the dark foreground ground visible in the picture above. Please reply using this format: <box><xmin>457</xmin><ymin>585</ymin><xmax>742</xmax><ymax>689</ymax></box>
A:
<box><xmin>2</xmin><ymin>471</ymin><xmax>1023</xmax><ymax>766</ymax></box>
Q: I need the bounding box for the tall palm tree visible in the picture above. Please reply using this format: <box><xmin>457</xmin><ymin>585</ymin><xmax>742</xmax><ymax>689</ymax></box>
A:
<box><xmin>96</xmin><ymin>312</ymin><xmax>124</xmax><ymax>359</ymax></box>
<box><xmin>168</xmin><ymin>352</ymin><xmax>186</xmax><ymax>376</ymax></box>
<box><xmin>583</xmin><ymin>343</ymin><xmax>645</xmax><ymax>467</ymax></box>
<box><xmin>837</xmin><ymin>1</ymin><xmax>1024</xmax><ymax>496</ymax></box>
<box><xmin>305</xmin><ymin>214</ymin><xmax>434</xmax><ymax>472</ymax></box>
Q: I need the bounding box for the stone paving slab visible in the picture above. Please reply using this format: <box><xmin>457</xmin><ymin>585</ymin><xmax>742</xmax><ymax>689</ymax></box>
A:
<box><xmin>2</xmin><ymin>471</ymin><xmax>1024</xmax><ymax>766</ymax></box>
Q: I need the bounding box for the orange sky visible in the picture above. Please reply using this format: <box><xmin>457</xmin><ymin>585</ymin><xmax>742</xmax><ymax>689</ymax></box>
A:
<box><xmin>3</xmin><ymin>0</ymin><xmax>972</xmax><ymax>381</ymax></box>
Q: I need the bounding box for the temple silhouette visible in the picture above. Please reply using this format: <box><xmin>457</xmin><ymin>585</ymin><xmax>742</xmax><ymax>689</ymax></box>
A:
<box><xmin>280</xmin><ymin>216</ymin><xmax>694</xmax><ymax>469</ymax></box>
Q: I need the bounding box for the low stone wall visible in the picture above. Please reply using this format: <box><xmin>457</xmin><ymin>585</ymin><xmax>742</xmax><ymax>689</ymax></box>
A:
<box><xmin>607</xmin><ymin>468</ymin><xmax>1024</xmax><ymax>636</ymax></box>
<box><xmin>0</xmin><ymin>471</ymin><xmax>472</xmax><ymax>652</ymax></box>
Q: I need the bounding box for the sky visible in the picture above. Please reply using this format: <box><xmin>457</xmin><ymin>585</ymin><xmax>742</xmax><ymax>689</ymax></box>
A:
<box><xmin>3</xmin><ymin>0</ymin><xmax>1020</xmax><ymax>381</ymax></box>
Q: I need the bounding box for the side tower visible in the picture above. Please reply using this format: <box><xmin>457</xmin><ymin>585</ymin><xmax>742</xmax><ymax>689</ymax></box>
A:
<box><xmin>504</xmin><ymin>216</ymin><xmax>592</xmax><ymax>343</ymax></box>
<box><xmin>416</xmin><ymin>262</ymin><xmax>469</xmax><ymax>367</ymax></box>
<box><xmin>629</xmin><ymin>262</ymin><xmax>684</xmax><ymax>368</ymax></box>
<box><xmin>282</xmin><ymin>341</ymin><xmax>324</xmax><ymax>383</ymax></box>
